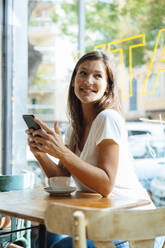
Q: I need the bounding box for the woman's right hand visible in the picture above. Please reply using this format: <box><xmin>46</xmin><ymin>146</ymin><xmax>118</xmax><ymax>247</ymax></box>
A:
<box><xmin>26</xmin><ymin>129</ymin><xmax>43</xmax><ymax>155</ymax></box>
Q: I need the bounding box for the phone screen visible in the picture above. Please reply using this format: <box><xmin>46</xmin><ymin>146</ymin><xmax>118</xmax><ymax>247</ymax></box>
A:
<box><xmin>23</xmin><ymin>114</ymin><xmax>41</xmax><ymax>130</ymax></box>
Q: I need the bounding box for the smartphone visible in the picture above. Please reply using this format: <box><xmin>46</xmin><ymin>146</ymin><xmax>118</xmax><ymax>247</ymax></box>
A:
<box><xmin>23</xmin><ymin>114</ymin><xmax>41</xmax><ymax>130</ymax></box>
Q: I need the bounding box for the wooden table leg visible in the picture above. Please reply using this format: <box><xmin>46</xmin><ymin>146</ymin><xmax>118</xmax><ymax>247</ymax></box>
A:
<box><xmin>38</xmin><ymin>224</ymin><xmax>47</xmax><ymax>248</ymax></box>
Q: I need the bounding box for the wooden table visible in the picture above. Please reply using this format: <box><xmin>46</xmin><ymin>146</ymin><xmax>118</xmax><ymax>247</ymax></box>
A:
<box><xmin>0</xmin><ymin>188</ymin><xmax>151</xmax><ymax>248</ymax></box>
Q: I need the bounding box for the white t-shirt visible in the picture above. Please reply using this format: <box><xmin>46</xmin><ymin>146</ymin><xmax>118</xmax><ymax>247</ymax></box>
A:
<box><xmin>65</xmin><ymin>109</ymin><xmax>152</xmax><ymax>205</ymax></box>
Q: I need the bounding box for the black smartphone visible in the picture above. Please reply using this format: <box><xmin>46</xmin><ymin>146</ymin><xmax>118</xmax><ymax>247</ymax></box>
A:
<box><xmin>23</xmin><ymin>114</ymin><xmax>41</xmax><ymax>130</ymax></box>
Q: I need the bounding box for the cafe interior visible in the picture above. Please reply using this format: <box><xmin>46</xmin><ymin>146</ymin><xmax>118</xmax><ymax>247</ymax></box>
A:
<box><xmin>0</xmin><ymin>0</ymin><xmax>165</xmax><ymax>247</ymax></box>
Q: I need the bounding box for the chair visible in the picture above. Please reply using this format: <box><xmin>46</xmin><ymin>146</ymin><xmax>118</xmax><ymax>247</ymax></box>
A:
<box><xmin>0</xmin><ymin>173</ymin><xmax>34</xmax><ymax>248</ymax></box>
<box><xmin>45</xmin><ymin>203</ymin><xmax>165</xmax><ymax>248</ymax></box>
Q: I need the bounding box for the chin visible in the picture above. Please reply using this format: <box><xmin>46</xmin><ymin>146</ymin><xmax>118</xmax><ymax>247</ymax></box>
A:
<box><xmin>81</xmin><ymin>99</ymin><xmax>99</xmax><ymax>105</ymax></box>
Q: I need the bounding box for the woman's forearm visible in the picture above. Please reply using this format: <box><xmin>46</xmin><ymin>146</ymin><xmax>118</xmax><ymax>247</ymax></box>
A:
<box><xmin>34</xmin><ymin>153</ymin><xmax>70</xmax><ymax>178</ymax></box>
<box><xmin>60</xmin><ymin>148</ymin><xmax>112</xmax><ymax>196</ymax></box>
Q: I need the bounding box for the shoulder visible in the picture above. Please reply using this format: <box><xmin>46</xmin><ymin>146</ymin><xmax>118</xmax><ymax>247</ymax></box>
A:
<box><xmin>93</xmin><ymin>109</ymin><xmax>125</xmax><ymax>145</ymax></box>
<box><xmin>94</xmin><ymin>109</ymin><xmax>124</xmax><ymax>126</ymax></box>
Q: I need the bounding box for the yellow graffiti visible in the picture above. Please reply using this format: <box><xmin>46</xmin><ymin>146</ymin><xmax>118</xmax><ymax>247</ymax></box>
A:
<box><xmin>94</xmin><ymin>44</ymin><xmax>106</xmax><ymax>51</ymax></box>
<box><xmin>142</xmin><ymin>29</ymin><xmax>165</xmax><ymax>95</ymax></box>
<box><xmin>73</xmin><ymin>29</ymin><xmax>165</xmax><ymax>97</ymax></box>
<box><xmin>161</xmin><ymin>47</ymin><xmax>165</xmax><ymax>61</ymax></box>
<box><xmin>108</xmin><ymin>34</ymin><xmax>145</xmax><ymax>97</ymax></box>
<box><xmin>73</xmin><ymin>50</ymin><xmax>84</xmax><ymax>62</ymax></box>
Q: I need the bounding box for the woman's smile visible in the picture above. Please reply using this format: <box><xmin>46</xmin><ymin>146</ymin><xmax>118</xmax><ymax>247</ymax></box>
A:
<box><xmin>79</xmin><ymin>86</ymin><xmax>97</xmax><ymax>94</ymax></box>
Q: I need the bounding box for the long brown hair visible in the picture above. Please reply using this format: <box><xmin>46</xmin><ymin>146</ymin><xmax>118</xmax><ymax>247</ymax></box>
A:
<box><xmin>67</xmin><ymin>50</ymin><xmax>121</xmax><ymax>151</ymax></box>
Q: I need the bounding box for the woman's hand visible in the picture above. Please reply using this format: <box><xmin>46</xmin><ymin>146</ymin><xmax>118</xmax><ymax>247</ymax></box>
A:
<box><xmin>27</xmin><ymin>118</ymin><xmax>67</xmax><ymax>159</ymax></box>
<box><xmin>26</xmin><ymin>128</ymin><xmax>42</xmax><ymax>155</ymax></box>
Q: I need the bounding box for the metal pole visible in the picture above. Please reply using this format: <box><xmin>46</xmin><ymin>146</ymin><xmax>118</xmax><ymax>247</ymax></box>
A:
<box><xmin>2</xmin><ymin>0</ymin><xmax>13</xmax><ymax>174</ymax></box>
<box><xmin>78</xmin><ymin>0</ymin><xmax>85</xmax><ymax>54</ymax></box>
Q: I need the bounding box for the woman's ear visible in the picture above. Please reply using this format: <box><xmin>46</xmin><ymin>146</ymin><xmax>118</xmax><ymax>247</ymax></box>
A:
<box><xmin>72</xmin><ymin>81</ymin><xmax>75</xmax><ymax>87</ymax></box>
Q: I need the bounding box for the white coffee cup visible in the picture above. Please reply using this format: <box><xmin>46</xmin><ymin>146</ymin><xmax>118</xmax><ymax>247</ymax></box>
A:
<box><xmin>48</xmin><ymin>176</ymin><xmax>71</xmax><ymax>188</ymax></box>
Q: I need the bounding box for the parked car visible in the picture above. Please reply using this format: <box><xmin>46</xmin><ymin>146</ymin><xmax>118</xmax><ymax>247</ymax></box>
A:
<box><xmin>126</xmin><ymin>121</ymin><xmax>165</xmax><ymax>204</ymax></box>
<box><xmin>150</xmin><ymin>169</ymin><xmax>165</xmax><ymax>206</ymax></box>
<box><xmin>126</xmin><ymin>121</ymin><xmax>165</xmax><ymax>159</ymax></box>
<box><xmin>126</xmin><ymin>121</ymin><xmax>165</xmax><ymax>137</ymax></box>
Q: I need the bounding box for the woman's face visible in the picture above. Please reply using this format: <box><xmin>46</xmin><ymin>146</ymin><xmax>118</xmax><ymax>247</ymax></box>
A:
<box><xmin>73</xmin><ymin>60</ymin><xmax>108</xmax><ymax>105</ymax></box>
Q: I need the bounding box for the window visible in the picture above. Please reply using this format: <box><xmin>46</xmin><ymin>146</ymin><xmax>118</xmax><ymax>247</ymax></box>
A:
<box><xmin>129</xmin><ymin>79</ymin><xmax>137</xmax><ymax>111</ymax></box>
<box><xmin>1</xmin><ymin>1</ymin><xmax>165</xmax><ymax>194</ymax></box>
<box><xmin>128</xmin><ymin>130</ymin><xmax>151</xmax><ymax>136</ymax></box>
<box><xmin>148</xmin><ymin>73</ymin><xmax>160</xmax><ymax>98</ymax></box>
<box><xmin>31</xmin><ymin>98</ymin><xmax>37</xmax><ymax>105</ymax></box>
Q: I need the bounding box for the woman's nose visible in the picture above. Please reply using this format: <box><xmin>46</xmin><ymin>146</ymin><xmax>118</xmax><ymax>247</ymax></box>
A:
<box><xmin>86</xmin><ymin>75</ymin><xmax>93</xmax><ymax>84</ymax></box>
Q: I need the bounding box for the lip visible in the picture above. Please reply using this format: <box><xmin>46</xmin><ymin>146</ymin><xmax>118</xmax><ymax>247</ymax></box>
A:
<box><xmin>80</xmin><ymin>87</ymin><xmax>97</xmax><ymax>93</ymax></box>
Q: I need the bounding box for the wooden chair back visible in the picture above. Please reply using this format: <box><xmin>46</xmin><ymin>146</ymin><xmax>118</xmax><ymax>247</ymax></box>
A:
<box><xmin>45</xmin><ymin>203</ymin><xmax>165</xmax><ymax>248</ymax></box>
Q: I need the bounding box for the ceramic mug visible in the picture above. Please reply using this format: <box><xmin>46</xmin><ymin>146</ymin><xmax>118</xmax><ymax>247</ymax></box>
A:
<box><xmin>48</xmin><ymin>176</ymin><xmax>71</xmax><ymax>188</ymax></box>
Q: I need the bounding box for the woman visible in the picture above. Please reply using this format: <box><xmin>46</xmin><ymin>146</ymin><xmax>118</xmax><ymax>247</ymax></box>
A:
<box><xmin>26</xmin><ymin>51</ymin><xmax>164</xmax><ymax>248</ymax></box>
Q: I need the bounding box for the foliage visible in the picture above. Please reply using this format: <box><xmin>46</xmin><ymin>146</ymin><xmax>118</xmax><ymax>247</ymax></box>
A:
<box><xmin>51</xmin><ymin>1</ymin><xmax>78</xmax><ymax>40</ymax></box>
<box><xmin>51</xmin><ymin>0</ymin><xmax>165</xmax><ymax>67</ymax></box>
<box><xmin>50</xmin><ymin>11</ymin><xmax>59</xmax><ymax>23</ymax></box>
<box><xmin>120</xmin><ymin>0</ymin><xmax>165</xmax><ymax>65</ymax></box>
<box><xmin>31</xmin><ymin>65</ymin><xmax>51</xmax><ymax>90</ymax></box>
<box><xmin>29</xmin><ymin>18</ymin><xmax>37</xmax><ymax>26</ymax></box>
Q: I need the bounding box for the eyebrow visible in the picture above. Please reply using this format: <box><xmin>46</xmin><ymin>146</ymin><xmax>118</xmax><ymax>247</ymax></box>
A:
<box><xmin>79</xmin><ymin>67</ymin><xmax>104</xmax><ymax>74</ymax></box>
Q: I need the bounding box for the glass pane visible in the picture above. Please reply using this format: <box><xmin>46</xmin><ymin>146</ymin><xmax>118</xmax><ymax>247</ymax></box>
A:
<box><xmin>28</xmin><ymin>0</ymin><xmax>77</xmax><ymax>185</ymax></box>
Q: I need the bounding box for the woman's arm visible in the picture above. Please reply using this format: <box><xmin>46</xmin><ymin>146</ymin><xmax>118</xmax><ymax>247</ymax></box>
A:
<box><xmin>60</xmin><ymin>139</ymin><xmax>119</xmax><ymax>196</ymax></box>
<box><xmin>31</xmin><ymin>118</ymin><xmax>118</xmax><ymax>196</ymax></box>
<box><xmin>34</xmin><ymin>153</ymin><xmax>70</xmax><ymax>178</ymax></box>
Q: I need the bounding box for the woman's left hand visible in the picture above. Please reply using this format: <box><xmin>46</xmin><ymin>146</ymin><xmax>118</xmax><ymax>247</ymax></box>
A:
<box><xmin>31</xmin><ymin>118</ymin><xmax>67</xmax><ymax>159</ymax></box>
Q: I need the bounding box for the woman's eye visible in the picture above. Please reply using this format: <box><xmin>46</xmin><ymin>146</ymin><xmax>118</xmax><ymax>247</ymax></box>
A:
<box><xmin>95</xmin><ymin>74</ymin><xmax>102</xmax><ymax>78</ymax></box>
<box><xmin>80</xmin><ymin>71</ymin><xmax>87</xmax><ymax>76</ymax></box>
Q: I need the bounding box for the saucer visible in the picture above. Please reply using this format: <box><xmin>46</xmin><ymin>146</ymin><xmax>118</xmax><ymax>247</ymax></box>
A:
<box><xmin>44</xmin><ymin>186</ymin><xmax>76</xmax><ymax>196</ymax></box>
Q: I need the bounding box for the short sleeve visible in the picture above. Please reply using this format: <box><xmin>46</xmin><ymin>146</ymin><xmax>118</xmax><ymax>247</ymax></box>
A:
<box><xmin>64</xmin><ymin>125</ymin><xmax>73</xmax><ymax>146</ymax></box>
<box><xmin>95</xmin><ymin>110</ymin><xmax>122</xmax><ymax>146</ymax></box>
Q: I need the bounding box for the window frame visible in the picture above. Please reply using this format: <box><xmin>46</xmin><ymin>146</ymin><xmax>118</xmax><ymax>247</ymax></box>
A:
<box><xmin>2</xmin><ymin>0</ymin><xmax>28</xmax><ymax>174</ymax></box>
